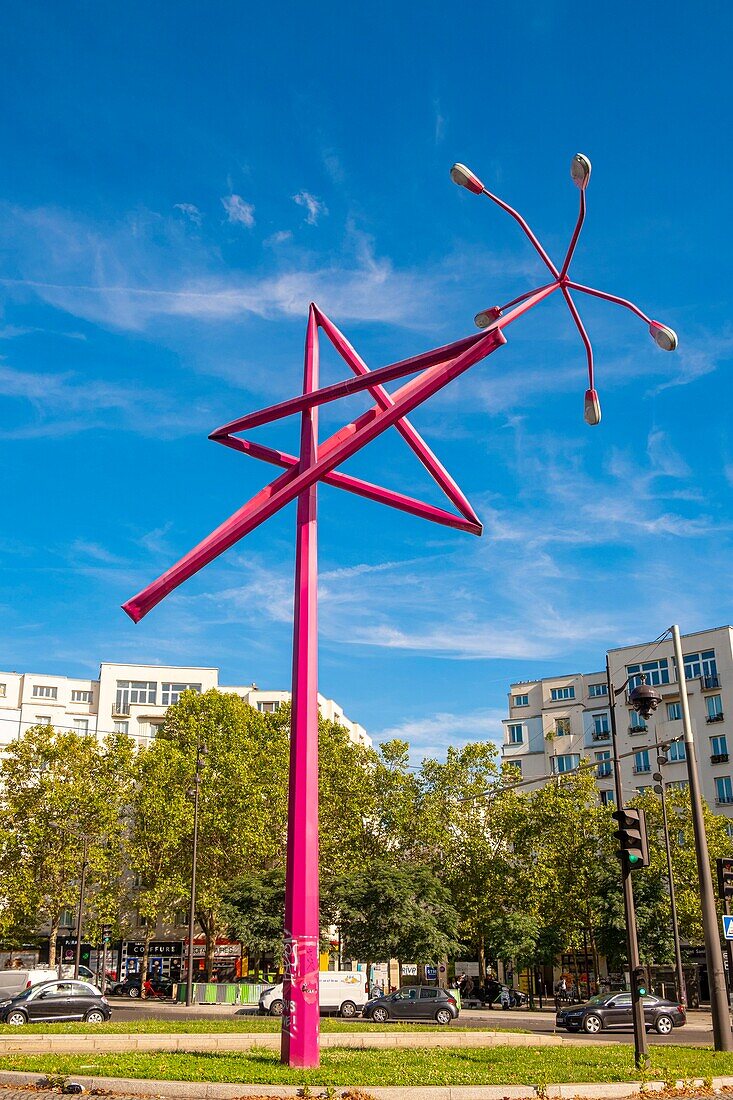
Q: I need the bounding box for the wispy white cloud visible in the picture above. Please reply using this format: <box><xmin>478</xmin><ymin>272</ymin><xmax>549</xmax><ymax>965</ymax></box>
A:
<box><xmin>377</xmin><ymin>707</ymin><xmax>505</xmax><ymax>761</ymax></box>
<box><xmin>221</xmin><ymin>194</ymin><xmax>255</xmax><ymax>228</ymax></box>
<box><xmin>263</xmin><ymin>230</ymin><xmax>292</xmax><ymax>247</ymax></box>
<box><xmin>174</xmin><ymin>203</ymin><xmax>202</xmax><ymax>226</ymax></box>
<box><xmin>433</xmin><ymin>100</ymin><xmax>446</xmax><ymax>144</ymax></box>
<box><xmin>292</xmin><ymin>191</ymin><xmax>328</xmax><ymax>226</ymax></box>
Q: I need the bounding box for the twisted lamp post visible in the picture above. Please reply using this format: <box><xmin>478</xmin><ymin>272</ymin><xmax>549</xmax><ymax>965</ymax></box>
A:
<box><xmin>122</xmin><ymin>154</ymin><xmax>677</xmax><ymax>1068</ymax></box>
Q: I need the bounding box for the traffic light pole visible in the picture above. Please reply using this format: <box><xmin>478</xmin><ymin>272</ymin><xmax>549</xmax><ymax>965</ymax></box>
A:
<box><xmin>657</xmin><ymin>774</ymin><xmax>687</xmax><ymax>1006</ymax></box>
<box><xmin>606</xmin><ymin>656</ymin><xmax>648</xmax><ymax>1069</ymax></box>
<box><xmin>672</xmin><ymin>625</ymin><xmax>732</xmax><ymax>1050</ymax></box>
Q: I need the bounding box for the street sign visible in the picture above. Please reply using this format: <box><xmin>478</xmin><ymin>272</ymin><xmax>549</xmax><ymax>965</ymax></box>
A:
<box><xmin>722</xmin><ymin>915</ymin><xmax>733</xmax><ymax>939</ymax></box>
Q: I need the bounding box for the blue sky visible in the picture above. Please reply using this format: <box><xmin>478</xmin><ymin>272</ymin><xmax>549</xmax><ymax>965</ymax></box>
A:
<box><xmin>1</xmin><ymin>1</ymin><xmax>731</xmax><ymax>759</ymax></box>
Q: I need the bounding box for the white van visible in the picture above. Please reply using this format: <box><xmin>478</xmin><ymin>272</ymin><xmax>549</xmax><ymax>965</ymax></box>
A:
<box><xmin>0</xmin><ymin>965</ymin><xmax>97</xmax><ymax>999</ymax></box>
<box><xmin>259</xmin><ymin>971</ymin><xmax>367</xmax><ymax>1018</ymax></box>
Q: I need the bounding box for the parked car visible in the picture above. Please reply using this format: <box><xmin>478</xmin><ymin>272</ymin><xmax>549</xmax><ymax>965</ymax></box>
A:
<box><xmin>259</xmin><ymin>971</ymin><xmax>367</xmax><ymax>1018</ymax></box>
<box><xmin>0</xmin><ymin>979</ymin><xmax>111</xmax><ymax>1026</ymax></box>
<box><xmin>556</xmin><ymin>992</ymin><xmax>686</xmax><ymax>1035</ymax></box>
<box><xmin>362</xmin><ymin>985</ymin><xmax>459</xmax><ymax>1025</ymax></box>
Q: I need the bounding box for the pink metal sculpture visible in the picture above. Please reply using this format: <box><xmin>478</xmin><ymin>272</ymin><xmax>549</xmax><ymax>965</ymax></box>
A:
<box><xmin>122</xmin><ymin>154</ymin><xmax>677</xmax><ymax>1068</ymax></box>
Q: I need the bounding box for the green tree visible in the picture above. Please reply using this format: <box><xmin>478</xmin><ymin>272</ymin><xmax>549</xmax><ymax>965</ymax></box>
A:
<box><xmin>0</xmin><ymin>724</ymin><xmax>133</xmax><ymax>965</ymax></box>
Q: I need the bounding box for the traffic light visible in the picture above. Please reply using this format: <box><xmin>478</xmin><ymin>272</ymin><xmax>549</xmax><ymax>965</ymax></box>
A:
<box><xmin>632</xmin><ymin>966</ymin><xmax>648</xmax><ymax>997</ymax></box>
<box><xmin>612</xmin><ymin>807</ymin><xmax>650</xmax><ymax>869</ymax></box>
<box><xmin>717</xmin><ymin>858</ymin><xmax>733</xmax><ymax>898</ymax></box>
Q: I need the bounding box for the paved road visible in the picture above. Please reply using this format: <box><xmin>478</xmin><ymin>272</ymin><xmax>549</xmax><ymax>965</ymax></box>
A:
<box><xmin>107</xmin><ymin>998</ymin><xmax>718</xmax><ymax>1046</ymax></box>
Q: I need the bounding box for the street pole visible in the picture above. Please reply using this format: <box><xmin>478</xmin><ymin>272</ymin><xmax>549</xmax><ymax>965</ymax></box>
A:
<box><xmin>656</xmin><ymin>771</ymin><xmax>687</xmax><ymax>1006</ymax></box>
<box><xmin>73</xmin><ymin>836</ymin><xmax>88</xmax><ymax>980</ymax></box>
<box><xmin>672</xmin><ymin>624</ymin><xmax>732</xmax><ymax>1049</ymax></box>
<box><xmin>606</xmin><ymin>656</ymin><xmax>648</xmax><ymax>1068</ymax></box>
<box><xmin>185</xmin><ymin>745</ymin><xmax>203</xmax><ymax>1008</ymax></box>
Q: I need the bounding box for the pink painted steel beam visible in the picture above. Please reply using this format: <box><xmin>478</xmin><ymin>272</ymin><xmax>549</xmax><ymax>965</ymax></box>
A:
<box><xmin>281</xmin><ymin>305</ymin><xmax>320</xmax><ymax>1068</ymax></box>
<box><xmin>311</xmin><ymin>307</ymin><xmax>482</xmax><ymax>528</ymax></box>
<box><xmin>481</xmin><ymin>187</ymin><xmax>560</xmax><ymax>279</ymax></box>
<box><xmin>209</xmin><ymin>331</ymin><xmax>487</xmax><ymax>439</ymax></box>
<box><xmin>217</xmin><ymin>435</ymin><xmax>482</xmax><ymax>535</ymax></box>
<box><xmin>560</xmin><ymin>188</ymin><xmax>586</xmax><ymax>279</ymax></box>
<box><xmin>122</xmin><ymin>322</ymin><xmax>510</xmax><ymax>624</ymax></box>
<box><xmin>565</xmin><ymin>279</ymin><xmax>652</xmax><ymax>325</ymax></box>
<box><xmin>560</xmin><ymin>285</ymin><xmax>594</xmax><ymax>389</ymax></box>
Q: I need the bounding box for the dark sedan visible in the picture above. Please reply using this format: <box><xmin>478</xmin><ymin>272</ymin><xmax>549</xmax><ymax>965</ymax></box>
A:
<box><xmin>362</xmin><ymin>986</ymin><xmax>459</xmax><ymax>1025</ymax></box>
<box><xmin>0</xmin><ymin>980</ymin><xmax>111</xmax><ymax>1026</ymax></box>
<box><xmin>556</xmin><ymin>992</ymin><xmax>686</xmax><ymax>1035</ymax></box>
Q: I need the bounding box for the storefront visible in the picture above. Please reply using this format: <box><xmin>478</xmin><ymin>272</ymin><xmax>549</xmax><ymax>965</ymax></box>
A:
<box><xmin>185</xmin><ymin>938</ymin><xmax>243</xmax><ymax>982</ymax></box>
<box><xmin>119</xmin><ymin>940</ymin><xmax>183</xmax><ymax>981</ymax></box>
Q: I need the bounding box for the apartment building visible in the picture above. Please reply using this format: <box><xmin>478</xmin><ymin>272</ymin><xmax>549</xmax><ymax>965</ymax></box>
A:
<box><xmin>0</xmin><ymin>662</ymin><xmax>370</xmax><ymax>749</ymax></box>
<box><xmin>501</xmin><ymin>625</ymin><xmax>733</xmax><ymax>818</ymax></box>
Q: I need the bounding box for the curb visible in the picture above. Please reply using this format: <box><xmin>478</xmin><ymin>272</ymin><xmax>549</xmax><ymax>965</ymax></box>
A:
<box><xmin>0</xmin><ymin>1031</ymin><xmax>569</xmax><ymax>1055</ymax></box>
<box><xmin>2</xmin><ymin>1071</ymin><xmax>733</xmax><ymax>1100</ymax></box>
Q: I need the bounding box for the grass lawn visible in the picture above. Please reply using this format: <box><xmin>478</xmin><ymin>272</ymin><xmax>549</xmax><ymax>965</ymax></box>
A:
<box><xmin>0</xmin><ymin>1018</ymin><xmax>527</xmax><ymax>1035</ymax></box>
<box><xmin>0</xmin><ymin>1045</ymin><xmax>729</xmax><ymax>1087</ymax></box>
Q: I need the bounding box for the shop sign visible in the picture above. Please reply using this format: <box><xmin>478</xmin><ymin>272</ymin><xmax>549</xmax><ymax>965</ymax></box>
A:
<box><xmin>123</xmin><ymin>941</ymin><xmax>183</xmax><ymax>958</ymax></box>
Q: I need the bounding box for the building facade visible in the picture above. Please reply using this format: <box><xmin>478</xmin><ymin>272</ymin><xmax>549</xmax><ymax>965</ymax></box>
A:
<box><xmin>501</xmin><ymin>625</ymin><xmax>733</xmax><ymax>818</ymax></box>
<box><xmin>0</xmin><ymin>661</ymin><xmax>370</xmax><ymax>750</ymax></box>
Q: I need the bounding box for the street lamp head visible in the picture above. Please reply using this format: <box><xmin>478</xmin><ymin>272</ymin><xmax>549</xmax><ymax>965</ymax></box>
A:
<box><xmin>584</xmin><ymin>388</ymin><xmax>601</xmax><ymax>426</ymax></box>
<box><xmin>629</xmin><ymin>674</ymin><xmax>663</xmax><ymax>720</ymax></box>
<box><xmin>570</xmin><ymin>153</ymin><xmax>592</xmax><ymax>190</ymax></box>
<box><xmin>450</xmin><ymin>162</ymin><xmax>485</xmax><ymax>195</ymax></box>
<box><xmin>649</xmin><ymin>321</ymin><xmax>678</xmax><ymax>352</ymax></box>
<box><xmin>474</xmin><ymin>306</ymin><xmax>503</xmax><ymax>329</ymax></box>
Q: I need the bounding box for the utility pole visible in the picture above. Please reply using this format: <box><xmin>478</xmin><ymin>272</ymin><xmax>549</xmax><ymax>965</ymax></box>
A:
<box><xmin>652</xmin><ymin>763</ymin><xmax>687</xmax><ymax>1005</ymax></box>
<box><xmin>185</xmin><ymin>739</ymin><xmax>206</xmax><ymax>1007</ymax></box>
<box><xmin>672</xmin><ymin>624</ymin><xmax>732</xmax><ymax>1050</ymax></box>
<box><xmin>73</xmin><ymin>835</ymin><xmax>89</xmax><ymax>980</ymax></box>
<box><xmin>606</xmin><ymin>656</ymin><xmax>648</xmax><ymax>1069</ymax></box>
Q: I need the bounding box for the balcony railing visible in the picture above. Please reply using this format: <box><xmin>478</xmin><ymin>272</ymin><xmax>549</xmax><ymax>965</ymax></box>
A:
<box><xmin>716</xmin><ymin>795</ymin><xmax>733</xmax><ymax>805</ymax></box>
<box><xmin>711</xmin><ymin>753</ymin><xmax>729</xmax><ymax>765</ymax></box>
<box><xmin>706</xmin><ymin>713</ymin><xmax>725</xmax><ymax>724</ymax></box>
<box><xmin>628</xmin><ymin>725</ymin><xmax>648</xmax><ymax>735</ymax></box>
<box><xmin>592</xmin><ymin>730</ymin><xmax>610</xmax><ymax>741</ymax></box>
<box><xmin>702</xmin><ymin>674</ymin><xmax>721</xmax><ymax>690</ymax></box>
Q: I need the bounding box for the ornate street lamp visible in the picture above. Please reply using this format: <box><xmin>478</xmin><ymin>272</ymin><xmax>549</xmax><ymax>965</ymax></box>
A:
<box><xmin>123</xmin><ymin>154</ymin><xmax>676</xmax><ymax>1067</ymax></box>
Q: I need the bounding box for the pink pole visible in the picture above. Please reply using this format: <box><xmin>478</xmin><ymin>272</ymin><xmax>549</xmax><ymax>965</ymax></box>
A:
<box><xmin>281</xmin><ymin>305</ymin><xmax>321</xmax><ymax>1068</ymax></box>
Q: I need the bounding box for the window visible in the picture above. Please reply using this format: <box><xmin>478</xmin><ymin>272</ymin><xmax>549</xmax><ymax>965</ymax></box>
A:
<box><xmin>551</xmin><ymin>686</ymin><xmax>575</xmax><ymax>701</ymax></box>
<box><xmin>629</xmin><ymin>711</ymin><xmax>647</xmax><ymax>733</ymax></box>
<box><xmin>137</xmin><ymin>720</ymin><xmax>163</xmax><ymax>738</ymax></box>
<box><xmin>36</xmin><ymin>715</ymin><xmax>52</xmax><ymax>726</ymax></box>
<box><xmin>711</xmin><ymin>735</ymin><xmax>728</xmax><ymax>759</ymax></box>
<box><xmin>71</xmin><ymin>690</ymin><xmax>92</xmax><ymax>703</ymax></box>
<box><xmin>113</xmin><ymin>720</ymin><xmax>129</xmax><ymax>735</ymax></box>
<box><xmin>684</xmin><ymin>649</ymin><xmax>717</xmax><ymax>680</ymax></box>
<box><xmin>60</xmin><ymin>908</ymin><xmax>75</xmax><ymax>928</ymax></box>
<box><xmin>666</xmin><ymin>702</ymin><xmax>681</xmax><ymax>721</ymax></box>
<box><xmin>0</xmin><ymin>683</ymin><xmax>6</xmax><ymax>697</ymax></box>
<box><xmin>588</xmin><ymin>683</ymin><xmax>608</xmax><ymax>698</ymax></box>
<box><xmin>32</xmin><ymin>684</ymin><xmax>57</xmax><ymax>699</ymax></box>
<box><xmin>161</xmin><ymin>682</ymin><xmax>202</xmax><ymax>706</ymax></box>
<box><xmin>626</xmin><ymin>659</ymin><xmax>670</xmax><ymax>690</ymax></box>
<box><xmin>508</xmin><ymin>723</ymin><xmax>524</xmax><ymax>744</ymax></box>
<box><xmin>668</xmin><ymin>740</ymin><xmax>686</xmax><ymax>762</ymax></box>
<box><xmin>257</xmin><ymin>700</ymin><xmax>280</xmax><ymax>713</ymax></box>
<box><xmin>506</xmin><ymin>759</ymin><xmax>522</xmax><ymax>777</ymax></box>
<box><xmin>595</xmin><ymin>751</ymin><xmax>611</xmax><ymax>779</ymax></box>
<box><xmin>592</xmin><ymin>713</ymin><xmax>610</xmax><ymax>737</ymax></box>
<box><xmin>552</xmin><ymin>754</ymin><xmax>580</xmax><ymax>774</ymax></box>
<box><xmin>600</xmin><ymin>789</ymin><xmax>615</xmax><ymax>807</ymax></box>
<box><xmin>72</xmin><ymin>719</ymin><xmax>89</xmax><ymax>734</ymax></box>
<box><xmin>667</xmin><ymin>780</ymin><xmax>689</xmax><ymax>792</ymax></box>
<box><xmin>707</xmin><ymin>695</ymin><xmax>724</xmax><ymax>722</ymax></box>
<box><xmin>633</xmin><ymin>750</ymin><xmax>651</xmax><ymax>774</ymax></box>
<box><xmin>555</xmin><ymin>717</ymin><xmax>571</xmax><ymax>736</ymax></box>
<box><xmin>419</xmin><ymin>988</ymin><xmax>439</xmax><ymax>999</ymax></box>
<box><xmin>115</xmin><ymin>681</ymin><xmax>157</xmax><ymax>714</ymax></box>
<box><xmin>715</xmin><ymin>776</ymin><xmax>733</xmax><ymax>805</ymax></box>
<box><xmin>726</xmin><ymin>821</ymin><xmax>733</xmax><ymax>839</ymax></box>
<box><xmin>636</xmin><ymin>786</ymin><xmax>651</xmax><ymax>795</ymax></box>
<box><xmin>513</xmin><ymin>694</ymin><xmax>529</xmax><ymax>707</ymax></box>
